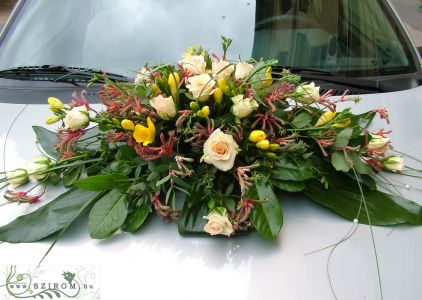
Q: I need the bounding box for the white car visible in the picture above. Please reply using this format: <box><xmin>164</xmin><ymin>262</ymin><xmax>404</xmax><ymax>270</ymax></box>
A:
<box><xmin>0</xmin><ymin>1</ymin><xmax>421</xmax><ymax>299</ymax></box>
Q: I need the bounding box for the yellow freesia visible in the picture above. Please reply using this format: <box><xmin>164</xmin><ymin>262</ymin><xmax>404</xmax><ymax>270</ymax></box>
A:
<box><xmin>315</xmin><ymin>111</ymin><xmax>336</xmax><ymax>127</ymax></box>
<box><xmin>133</xmin><ymin>117</ymin><xmax>155</xmax><ymax>146</ymax></box>
<box><xmin>198</xmin><ymin>106</ymin><xmax>210</xmax><ymax>118</ymax></box>
<box><xmin>121</xmin><ymin>119</ymin><xmax>135</xmax><ymax>131</ymax></box>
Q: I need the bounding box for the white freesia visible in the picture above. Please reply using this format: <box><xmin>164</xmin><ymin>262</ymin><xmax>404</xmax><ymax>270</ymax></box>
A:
<box><xmin>234</xmin><ymin>62</ymin><xmax>253</xmax><ymax>81</ymax></box>
<box><xmin>6</xmin><ymin>169</ymin><xmax>29</xmax><ymax>188</ymax></box>
<box><xmin>186</xmin><ymin>73</ymin><xmax>216</xmax><ymax>102</ymax></box>
<box><xmin>202</xmin><ymin>129</ymin><xmax>238</xmax><ymax>171</ymax></box>
<box><xmin>203</xmin><ymin>210</ymin><xmax>234</xmax><ymax>236</ymax></box>
<box><xmin>150</xmin><ymin>95</ymin><xmax>177</xmax><ymax>120</ymax></box>
<box><xmin>383</xmin><ymin>156</ymin><xmax>404</xmax><ymax>172</ymax></box>
<box><xmin>180</xmin><ymin>54</ymin><xmax>207</xmax><ymax>75</ymax></box>
<box><xmin>295</xmin><ymin>82</ymin><xmax>321</xmax><ymax>104</ymax></box>
<box><xmin>64</xmin><ymin>106</ymin><xmax>90</xmax><ymax>131</ymax></box>
<box><xmin>212</xmin><ymin>60</ymin><xmax>234</xmax><ymax>82</ymax></box>
<box><xmin>231</xmin><ymin>94</ymin><xmax>259</xmax><ymax>118</ymax></box>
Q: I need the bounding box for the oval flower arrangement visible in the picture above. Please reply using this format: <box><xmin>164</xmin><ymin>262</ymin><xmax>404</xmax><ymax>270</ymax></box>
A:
<box><xmin>0</xmin><ymin>37</ymin><xmax>420</xmax><ymax>243</ymax></box>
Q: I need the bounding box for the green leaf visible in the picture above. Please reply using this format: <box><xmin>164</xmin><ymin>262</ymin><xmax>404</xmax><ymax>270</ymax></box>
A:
<box><xmin>304</xmin><ymin>161</ymin><xmax>422</xmax><ymax>225</ymax></box>
<box><xmin>88</xmin><ymin>189</ymin><xmax>129</xmax><ymax>239</ymax></box>
<box><xmin>122</xmin><ymin>203</ymin><xmax>151</xmax><ymax>233</ymax></box>
<box><xmin>74</xmin><ymin>174</ymin><xmax>129</xmax><ymax>191</ymax></box>
<box><xmin>291</xmin><ymin>112</ymin><xmax>312</xmax><ymax>128</ymax></box>
<box><xmin>156</xmin><ymin>174</ymin><xmax>171</xmax><ymax>187</ymax></box>
<box><xmin>62</xmin><ymin>165</ymin><xmax>84</xmax><ymax>187</ymax></box>
<box><xmin>272</xmin><ymin>154</ymin><xmax>314</xmax><ymax>181</ymax></box>
<box><xmin>0</xmin><ymin>188</ymin><xmax>102</xmax><ymax>243</ymax></box>
<box><xmin>350</xmin><ymin>152</ymin><xmax>372</xmax><ymax>175</ymax></box>
<box><xmin>33</xmin><ymin>126</ymin><xmax>59</xmax><ymax>159</ymax></box>
<box><xmin>331</xmin><ymin>151</ymin><xmax>352</xmax><ymax>172</ymax></box>
<box><xmin>178</xmin><ymin>201</ymin><xmax>209</xmax><ymax>235</ymax></box>
<box><xmin>248</xmin><ymin>178</ymin><xmax>283</xmax><ymax>240</ymax></box>
<box><xmin>271</xmin><ymin>179</ymin><xmax>305</xmax><ymax>192</ymax></box>
<box><xmin>334</xmin><ymin>127</ymin><xmax>353</xmax><ymax>148</ymax></box>
<box><xmin>115</xmin><ymin>146</ymin><xmax>138</xmax><ymax>161</ymax></box>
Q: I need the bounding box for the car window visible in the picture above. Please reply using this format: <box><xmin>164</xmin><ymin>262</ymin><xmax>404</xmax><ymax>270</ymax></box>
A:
<box><xmin>0</xmin><ymin>0</ymin><xmax>419</xmax><ymax>78</ymax></box>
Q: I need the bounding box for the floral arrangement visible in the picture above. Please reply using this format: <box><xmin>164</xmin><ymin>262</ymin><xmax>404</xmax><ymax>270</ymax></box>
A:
<box><xmin>0</xmin><ymin>38</ymin><xmax>421</xmax><ymax>244</ymax></box>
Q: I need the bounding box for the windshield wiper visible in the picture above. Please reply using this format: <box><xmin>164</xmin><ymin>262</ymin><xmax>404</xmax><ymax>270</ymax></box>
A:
<box><xmin>273</xmin><ymin>66</ymin><xmax>381</xmax><ymax>92</ymax></box>
<box><xmin>0</xmin><ymin>65</ymin><xmax>129</xmax><ymax>84</ymax></box>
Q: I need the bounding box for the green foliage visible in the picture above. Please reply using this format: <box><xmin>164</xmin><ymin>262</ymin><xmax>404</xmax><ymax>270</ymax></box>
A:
<box><xmin>74</xmin><ymin>174</ymin><xmax>129</xmax><ymax>191</ymax></box>
<box><xmin>272</xmin><ymin>154</ymin><xmax>314</xmax><ymax>181</ymax></box>
<box><xmin>88</xmin><ymin>189</ymin><xmax>129</xmax><ymax>239</ymax></box>
<box><xmin>32</xmin><ymin>126</ymin><xmax>59</xmax><ymax>159</ymax></box>
<box><xmin>248</xmin><ymin>177</ymin><xmax>283</xmax><ymax>240</ymax></box>
<box><xmin>0</xmin><ymin>189</ymin><xmax>102</xmax><ymax>243</ymax></box>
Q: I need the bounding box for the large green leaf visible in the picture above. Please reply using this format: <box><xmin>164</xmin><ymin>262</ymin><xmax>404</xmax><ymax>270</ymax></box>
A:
<box><xmin>122</xmin><ymin>203</ymin><xmax>151</xmax><ymax>233</ymax></box>
<box><xmin>331</xmin><ymin>151</ymin><xmax>351</xmax><ymax>172</ymax></box>
<box><xmin>304</xmin><ymin>162</ymin><xmax>422</xmax><ymax>225</ymax></box>
<box><xmin>0</xmin><ymin>188</ymin><xmax>102</xmax><ymax>243</ymax></box>
<box><xmin>88</xmin><ymin>189</ymin><xmax>129</xmax><ymax>239</ymax></box>
<box><xmin>74</xmin><ymin>174</ymin><xmax>129</xmax><ymax>191</ymax></box>
<box><xmin>178</xmin><ymin>201</ymin><xmax>209</xmax><ymax>235</ymax></box>
<box><xmin>248</xmin><ymin>178</ymin><xmax>283</xmax><ymax>240</ymax></box>
<box><xmin>32</xmin><ymin>126</ymin><xmax>59</xmax><ymax>159</ymax></box>
<box><xmin>272</xmin><ymin>154</ymin><xmax>314</xmax><ymax>181</ymax></box>
<box><xmin>271</xmin><ymin>179</ymin><xmax>305</xmax><ymax>192</ymax></box>
<box><xmin>63</xmin><ymin>165</ymin><xmax>84</xmax><ymax>187</ymax></box>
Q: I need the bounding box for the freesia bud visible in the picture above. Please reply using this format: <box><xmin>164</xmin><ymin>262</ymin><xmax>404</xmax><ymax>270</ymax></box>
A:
<box><xmin>269</xmin><ymin>143</ymin><xmax>280</xmax><ymax>151</ymax></box>
<box><xmin>383</xmin><ymin>156</ymin><xmax>404</xmax><ymax>172</ymax></box>
<box><xmin>48</xmin><ymin>97</ymin><xmax>64</xmax><ymax>112</ymax></box>
<box><xmin>168</xmin><ymin>72</ymin><xmax>181</xmax><ymax>99</ymax></box>
<box><xmin>261</xmin><ymin>67</ymin><xmax>273</xmax><ymax>88</ymax></box>
<box><xmin>248</xmin><ymin>130</ymin><xmax>266</xmax><ymax>143</ymax></box>
<box><xmin>6</xmin><ymin>169</ymin><xmax>29</xmax><ymax>188</ymax></box>
<box><xmin>189</xmin><ymin>101</ymin><xmax>200</xmax><ymax>111</ymax></box>
<box><xmin>197</xmin><ymin>106</ymin><xmax>210</xmax><ymax>118</ymax></box>
<box><xmin>332</xmin><ymin>119</ymin><xmax>351</xmax><ymax>129</ymax></box>
<box><xmin>315</xmin><ymin>111</ymin><xmax>336</xmax><ymax>127</ymax></box>
<box><xmin>121</xmin><ymin>119</ymin><xmax>135</xmax><ymax>131</ymax></box>
<box><xmin>213</xmin><ymin>87</ymin><xmax>223</xmax><ymax>104</ymax></box>
<box><xmin>45</xmin><ymin>115</ymin><xmax>62</xmax><ymax>125</ymax></box>
<box><xmin>266</xmin><ymin>152</ymin><xmax>278</xmax><ymax>159</ymax></box>
<box><xmin>256</xmin><ymin>139</ymin><xmax>270</xmax><ymax>150</ymax></box>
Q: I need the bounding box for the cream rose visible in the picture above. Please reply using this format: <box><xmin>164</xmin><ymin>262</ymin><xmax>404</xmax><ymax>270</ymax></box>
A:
<box><xmin>368</xmin><ymin>134</ymin><xmax>390</xmax><ymax>154</ymax></box>
<box><xmin>212</xmin><ymin>60</ymin><xmax>234</xmax><ymax>82</ymax></box>
<box><xmin>64</xmin><ymin>105</ymin><xmax>90</xmax><ymax>131</ymax></box>
<box><xmin>203</xmin><ymin>210</ymin><xmax>234</xmax><ymax>236</ymax></box>
<box><xmin>186</xmin><ymin>73</ymin><xmax>216</xmax><ymax>102</ymax></box>
<box><xmin>234</xmin><ymin>62</ymin><xmax>253</xmax><ymax>81</ymax></box>
<box><xmin>180</xmin><ymin>54</ymin><xmax>207</xmax><ymax>75</ymax></box>
<box><xmin>295</xmin><ymin>82</ymin><xmax>320</xmax><ymax>104</ymax></box>
<box><xmin>150</xmin><ymin>95</ymin><xmax>177</xmax><ymax>120</ymax></box>
<box><xmin>231</xmin><ymin>94</ymin><xmax>259</xmax><ymax>118</ymax></box>
<box><xmin>202</xmin><ymin>129</ymin><xmax>238</xmax><ymax>171</ymax></box>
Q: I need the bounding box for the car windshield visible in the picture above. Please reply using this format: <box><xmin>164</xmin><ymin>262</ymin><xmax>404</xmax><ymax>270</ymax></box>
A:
<box><xmin>0</xmin><ymin>0</ymin><xmax>418</xmax><ymax>78</ymax></box>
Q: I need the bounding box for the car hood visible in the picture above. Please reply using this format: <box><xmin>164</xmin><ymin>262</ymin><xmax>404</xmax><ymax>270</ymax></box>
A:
<box><xmin>0</xmin><ymin>86</ymin><xmax>421</xmax><ymax>299</ymax></box>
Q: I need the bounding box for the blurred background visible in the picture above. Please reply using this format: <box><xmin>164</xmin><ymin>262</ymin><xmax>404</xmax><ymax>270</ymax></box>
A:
<box><xmin>0</xmin><ymin>0</ymin><xmax>421</xmax><ymax>46</ymax></box>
